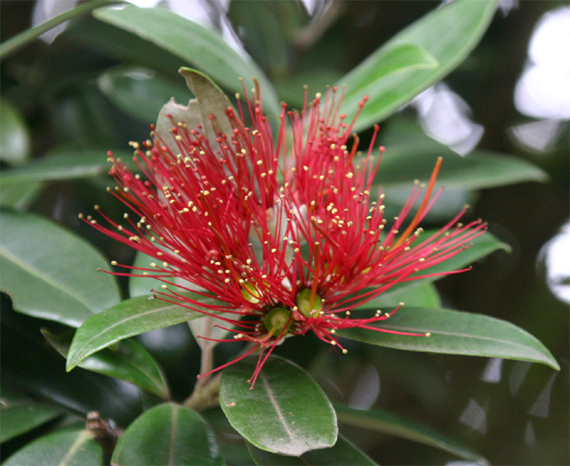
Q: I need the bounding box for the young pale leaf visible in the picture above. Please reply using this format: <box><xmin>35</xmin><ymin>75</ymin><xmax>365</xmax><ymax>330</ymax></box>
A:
<box><xmin>93</xmin><ymin>5</ymin><xmax>280</xmax><ymax>124</ymax></box>
<box><xmin>375</xmin><ymin>144</ymin><xmax>548</xmax><ymax>190</ymax></box>
<box><xmin>335</xmin><ymin>405</ymin><xmax>487</xmax><ymax>464</ymax></box>
<box><xmin>0</xmin><ymin>99</ymin><xmax>30</xmax><ymax>166</ymax></box>
<box><xmin>3</xmin><ymin>429</ymin><xmax>102</xmax><ymax>466</ymax></box>
<box><xmin>111</xmin><ymin>403</ymin><xmax>224</xmax><ymax>466</ymax></box>
<box><xmin>247</xmin><ymin>435</ymin><xmax>377</xmax><ymax>465</ymax></box>
<box><xmin>339</xmin><ymin>0</ymin><xmax>499</xmax><ymax>131</ymax></box>
<box><xmin>156</xmin><ymin>68</ymin><xmax>233</xmax><ymax>156</ymax></box>
<box><xmin>42</xmin><ymin>329</ymin><xmax>170</xmax><ymax>399</ymax></box>
<box><xmin>0</xmin><ymin>388</ymin><xmax>64</xmax><ymax>443</ymax></box>
<box><xmin>0</xmin><ymin>150</ymin><xmax>131</xmax><ymax>186</ymax></box>
<box><xmin>220</xmin><ymin>355</ymin><xmax>337</xmax><ymax>457</ymax></box>
<box><xmin>66</xmin><ymin>294</ymin><xmax>219</xmax><ymax>371</ymax></box>
<box><xmin>0</xmin><ymin>212</ymin><xmax>121</xmax><ymax>327</ymax></box>
<box><xmin>338</xmin><ymin>307</ymin><xmax>560</xmax><ymax>370</ymax></box>
<box><xmin>336</xmin><ymin>43</ymin><xmax>438</xmax><ymax>128</ymax></box>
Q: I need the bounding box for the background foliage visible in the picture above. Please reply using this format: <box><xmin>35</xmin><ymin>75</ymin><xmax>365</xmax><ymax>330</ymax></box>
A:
<box><xmin>1</xmin><ymin>1</ymin><xmax>568</xmax><ymax>465</ymax></box>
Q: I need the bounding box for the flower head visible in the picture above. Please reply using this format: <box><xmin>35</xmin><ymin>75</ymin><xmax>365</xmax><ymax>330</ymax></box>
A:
<box><xmin>84</xmin><ymin>84</ymin><xmax>486</xmax><ymax>387</ymax></box>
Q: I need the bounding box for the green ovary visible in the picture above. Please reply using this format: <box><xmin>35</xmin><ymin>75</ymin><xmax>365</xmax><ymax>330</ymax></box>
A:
<box><xmin>263</xmin><ymin>307</ymin><xmax>293</xmax><ymax>336</ymax></box>
<box><xmin>296</xmin><ymin>289</ymin><xmax>323</xmax><ymax>318</ymax></box>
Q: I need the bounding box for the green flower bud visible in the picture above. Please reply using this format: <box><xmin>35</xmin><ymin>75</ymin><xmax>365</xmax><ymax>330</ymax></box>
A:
<box><xmin>263</xmin><ymin>307</ymin><xmax>292</xmax><ymax>336</ymax></box>
<box><xmin>241</xmin><ymin>282</ymin><xmax>261</xmax><ymax>304</ymax></box>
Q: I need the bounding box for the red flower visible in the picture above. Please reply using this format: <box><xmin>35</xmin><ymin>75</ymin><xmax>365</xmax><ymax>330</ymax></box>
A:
<box><xmin>83</xmin><ymin>86</ymin><xmax>486</xmax><ymax>387</ymax></box>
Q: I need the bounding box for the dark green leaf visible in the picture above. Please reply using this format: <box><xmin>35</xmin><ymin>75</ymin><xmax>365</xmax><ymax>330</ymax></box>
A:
<box><xmin>0</xmin><ymin>150</ymin><xmax>131</xmax><ymax>187</ymax></box>
<box><xmin>338</xmin><ymin>307</ymin><xmax>560</xmax><ymax>370</ymax></box>
<box><xmin>228</xmin><ymin>2</ymin><xmax>306</xmax><ymax>78</ymax></box>
<box><xmin>0</xmin><ymin>212</ymin><xmax>121</xmax><ymax>327</ymax></box>
<box><xmin>375</xmin><ymin>144</ymin><xmax>548</xmax><ymax>190</ymax></box>
<box><xmin>0</xmin><ymin>388</ymin><xmax>64</xmax><ymax>443</ymax></box>
<box><xmin>3</xmin><ymin>429</ymin><xmax>102</xmax><ymax>466</ymax></box>
<box><xmin>370</xmin><ymin>231</ymin><xmax>509</xmax><ymax>305</ymax></box>
<box><xmin>0</xmin><ymin>99</ymin><xmax>30</xmax><ymax>166</ymax></box>
<box><xmin>93</xmin><ymin>5</ymin><xmax>280</xmax><ymax>124</ymax></box>
<box><xmin>2</xmin><ymin>309</ymin><xmax>143</xmax><ymax>426</ymax></box>
<box><xmin>335</xmin><ymin>405</ymin><xmax>487</xmax><ymax>464</ymax></box>
<box><xmin>66</xmin><ymin>294</ymin><xmax>219</xmax><ymax>371</ymax></box>
<box><xmin>247</xmin><ymin>435</ymin><xmax>377</xmax><ymax>465</ymax></box>
<box><xmin>63</xmin><ymin>15</ymin><xmax>185</xmax><ymax>81</ymax></box>
<box><xmin>111</xmin><ymin>403</ymin><xmax>224</xmax><ymax>466</ymax></box>
<box><xmin>42</xmin><ymin>329</ymin><xmax>170</xmax><ymax>399</ymax></box>
<box><xmin>98</xmin><ymin>67</ymin><xmax>192</xmax><ymax>123</ymax></box>
<box><xmin>220</xmin><ymin>355</ymin><xmax>337</xmax><ymax>456</ymax></box>
<box><xmin>0</xmin><ymin>182</ymin><xmax>44</xmax><ymax>211</ymax></box>
<box><xmin>340</xmin><ymin>0</ymin><xmax>500</xmax><ymax>131</ymax></box>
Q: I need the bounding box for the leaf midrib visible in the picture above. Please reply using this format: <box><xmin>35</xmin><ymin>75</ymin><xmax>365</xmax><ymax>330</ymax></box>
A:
<box><xmin>70</xmin><ymin>301</ymin><xmax>193</xmax><ymax>366</ymax></box>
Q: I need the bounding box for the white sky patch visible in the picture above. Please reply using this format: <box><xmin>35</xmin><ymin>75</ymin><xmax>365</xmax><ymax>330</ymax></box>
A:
<box><xmin>348</xmin><ymin>365</ymin><xmax>380</xmax><ymax>410</ymax></box>
<box><xmin>514</xmin><ymin>7</ymin><xmax>570</xmax><ymax>120</ymax></box>
<box><xmin>32</xmin><ymin>0</ymin><xmax>79</xmax><ymax>43</ymax></box>
<box><xmin>509</xmin><ymin>361</ymin><xmax>531</xmax><ymax>396</ymax></box>
<box><xmin>412</xmin><ymin>83</ymin><xmax>484</xmax><ymax>155</ymax></box>
<box><xmin>509</xmin><ymin>119</ymin><xmax>565</xmax><ymax>154</ymax></box>
<box><xmin>481</xmin><ymin>357</ymin><xmax>504</xmax><ymax>383</ymax></box>
<box><xmin>459</xmin><ymin>398</ymin><xmax>487</xmax><ymax>434</ymax></box>
<box><xmin>538</xmin><ymin>220</ymin><xmax>570</xmax><ymax>304</ymax></box>
<box><xmin>529</xmin><ymin>372</ymin><xmax>558</xmax><ymax>418</ymax></box>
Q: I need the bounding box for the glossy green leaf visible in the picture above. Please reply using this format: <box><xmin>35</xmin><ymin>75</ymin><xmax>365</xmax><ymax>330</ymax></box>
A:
<box><xmin>66</xmin><ymin>294</ymin><xmax>220</xmax><ymax>371</ymax></box>
<box><xmin>130</xmin><ymin>249</ymin><xmax>231</xmax><ymax>351</ymax></box>
<box><xmin>220</xmin><ymin>355</ymin><xmax>337</xmax><ymax>456</ymax></box>
<box><xmin>338</xmin><ymin>307</ymin><xmax>560</xmax><ymax>370</ymax></box>
<box><xmin>367</xmin><ymin>231</ymin><xmax>509</xmax><ymax>305</ymax></box>
<box><xmin>1</xmin><ymin>388</ymin><xmax>64</xmax><ymax>443</ymax></box>
<box><xmin>0</xmin><ymin>99</ymin><xmax>30</xmax><ymax>166</ymax></box>
<box><xmin>0</xmin><ymin>150</ymin><xmax>131</xmax><ymax>187</ymax></box>
<box><xmin>0</xmin><ymin>212</ymin><xmax>121</xmax><ymax>327</ymax></box>
<box><xmin>3</xmin><ymin>429</ymin><xmax>102</xmax><ymax>466</ymax></box>
<box><xmin>375</xmin><ymin>145</ymin><xmax>548</xmax><ymax>190</ymax></box>
<box><xmin>93</xmin><ymin>5</ymin><xmax>280</xmax><ymax>124</ymax></box>
<box><xmin>336</xmin><ymin>43</ymin><xmax>438</xmax><ymax>129</ymax></box>
<box><xmin>98</xmin><ymin>67</ymin><xmax>192</xmax><ymax>123</ymax></box>
<box><xmin>335</xmin><ymin>405</ymin><xmax>486</xmax><ymax>464</ymax></box>
<box><xmin>42</xmin><ymin>329</ymin><xmax>170</xmax><ymax>399</ymax></box>
<box><xmin>247</xmin><ymin>435</ymin><xmax>377</xmax><ymax>465</ymax></box>
<box><xmin>340</xmin><ymin>0</ymin><xmax>499</xmax><ymax>131</ymax></box>
<box><xmin>111</xmin><ymin>403</ymin><xmax>224</xmax><ymax>466</ymax></box>
<box><xmin>371</xmin><ymin>282</ymin><xmax>441</xmax><ymax>309</ymax></box>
